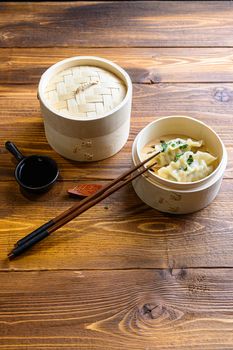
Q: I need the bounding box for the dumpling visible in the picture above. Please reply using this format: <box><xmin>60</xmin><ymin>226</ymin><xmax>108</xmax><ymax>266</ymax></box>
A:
<box><xmin>149</xmin><ymin>138</ymin><xmax>203</xmax><ymax>167</ymax></box>
<box><xmin>157</xmin><ymin>151</ymin><xmax>217</xmax><ymax>182</ymax></box>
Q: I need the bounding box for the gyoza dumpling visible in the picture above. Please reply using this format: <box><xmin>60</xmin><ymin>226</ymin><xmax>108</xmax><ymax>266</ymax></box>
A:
<box><xmin>151</xmin><ymin>138</ymin><xmax>203</xmax><ymax>167</ymax></box>
<box><xmin>157</xmin><ymin>151</ymin><xmax>217</xmax><ymax>182</ymax></box>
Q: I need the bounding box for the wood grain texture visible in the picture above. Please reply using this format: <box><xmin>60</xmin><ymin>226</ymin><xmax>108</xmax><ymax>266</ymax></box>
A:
<box><xmin>2</xmin><ymin>47</ymin><xmax>233</xmax><ymax>84</ymax></box>
<box><xmin>2</xmin><ymin>2</ymin><xmax>233</xmax><ymax>48</ymax></box>
<box><xmin>0</xmin><ymin>180</ymin><xmax>232</xmax><ymax>270</ymax></box>
<box><xmin>1</xmin><ymin>83</ymin><xmax>232</xmax><ymax>180</ymax></box>
<box><xmin>0</xmin><ymin>269</ymin><xmax>232</xmax><ymax>350</ymax></box>
<box><xmin>1</xmin><ymin>2</ymin><xmax>233</xmax><ymax>348</ymax></box>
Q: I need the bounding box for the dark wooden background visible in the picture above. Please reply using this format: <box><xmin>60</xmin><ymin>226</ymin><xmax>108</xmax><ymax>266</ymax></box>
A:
<box><xmin>0</xmin><ymin>2</ymin><xmax>233</xmax><ymax>349</ymax></box>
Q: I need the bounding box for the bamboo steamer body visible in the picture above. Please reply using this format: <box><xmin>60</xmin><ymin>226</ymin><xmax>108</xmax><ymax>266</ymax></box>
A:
<box><xmin>132</xmin><ymin>116</ymin><xmax>227</xmax><ymax>214</ymax></box>
<box><xmin>38</xmin><ymin>57</ymin><xmax>132</xmax><ymax>161</ymax></box>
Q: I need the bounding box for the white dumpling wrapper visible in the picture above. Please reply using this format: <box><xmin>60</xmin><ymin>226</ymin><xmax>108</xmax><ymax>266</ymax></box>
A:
<box><xmin>154</xmin><ymin>138</ymin><xmax>203</xmax><ymax>167</ymax></box>
<box><xmin>157</xmin><ymin>151</ymin><xmax>217</xmax><ymax>182</ymax></box>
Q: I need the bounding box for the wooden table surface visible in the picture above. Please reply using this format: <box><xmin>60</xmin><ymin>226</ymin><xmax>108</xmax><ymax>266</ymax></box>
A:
<box><xmin>1</xmin><ymin>1</ymin><xmax>233</xmax><ymax>349</ymax></box>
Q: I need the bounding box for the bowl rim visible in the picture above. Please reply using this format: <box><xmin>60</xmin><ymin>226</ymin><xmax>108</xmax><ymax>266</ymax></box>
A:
<box><xmin>135</xmin><ymin>115</ymin><xmax>227</xmax><ymax>187</ymax></box>
<box><xmin>38</xmin><ymin>56</ymin><xmax>132</xmax><ymax>122</ymax></box>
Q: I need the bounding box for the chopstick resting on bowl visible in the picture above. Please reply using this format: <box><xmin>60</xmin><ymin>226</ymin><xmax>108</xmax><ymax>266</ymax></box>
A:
<box><xmin>8</xmin><ymin>150</ymin><xmax>160</xmax><ymax>259</ymax></box>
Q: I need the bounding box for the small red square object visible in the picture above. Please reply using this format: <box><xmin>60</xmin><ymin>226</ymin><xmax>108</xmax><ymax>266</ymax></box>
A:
<box><xmin>67</xmin><ymin>184</ymin><xmax>103</xmax><ymax>198</ymax></box>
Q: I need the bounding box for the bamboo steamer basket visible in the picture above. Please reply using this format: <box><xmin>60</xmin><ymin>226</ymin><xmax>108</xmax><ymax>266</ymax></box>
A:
<box><xmin>38</xmin><ymin>56</ymin><xmax>132</xmax><ymax>161</ymax></box>
<box><xmin>132</xmin><ymin>116</ymin><xmax>227</xmax><ymax>214</ymax></box>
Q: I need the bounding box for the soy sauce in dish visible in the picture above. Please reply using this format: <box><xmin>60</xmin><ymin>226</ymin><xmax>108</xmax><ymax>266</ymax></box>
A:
<box><xmin>18</xmin><ymin>156</ymin><xmax>57</xmax><ymax>188</ymax></box>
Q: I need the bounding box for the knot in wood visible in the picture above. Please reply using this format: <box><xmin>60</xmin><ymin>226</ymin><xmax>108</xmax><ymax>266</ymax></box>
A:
<box><xmin>141</xmin><ymin>303</ymin><xmax>164</xmax><ymax>320</ymax></box>
<box><xmin>139</xmin><ymin>70</ymin><xmax>161</xmax><ymax>84</ymax></box>
<box><xmin>141</xmin><ymin>303</ymin><xmax>183</xmax><ymax>321</ymax></box>
<box><xmin>214</xmin><ymin>88</ymin><xmax>231</xmax><ymax>102</ymax></box>
<box><xmin>169</xmin><ymin>267</ymin><xmax>187</xmax><ymax>280</ymax></box>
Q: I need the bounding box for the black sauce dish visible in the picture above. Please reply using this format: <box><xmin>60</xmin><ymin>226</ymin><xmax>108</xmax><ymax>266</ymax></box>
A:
<box><xmin>5</xmin><ymin>141</ymin><xmax>59</xmax><ymax>193</ymax></box>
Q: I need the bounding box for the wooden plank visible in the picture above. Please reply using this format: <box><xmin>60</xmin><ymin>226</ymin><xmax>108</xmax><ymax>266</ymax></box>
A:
<box><xmin>2</xmin><ymin>47</ymin><xmax>233</xmax><ymax>84</ymax></box>
<box><xmin>0</xmin><ymin>83</ymin><xmax>232</xmax><ymax>180</ymax></box>
<box><xmin>0</xmin><ymin>269</ymin><xmax>232</xmax><ymax>349</ymax></box>
<box><xmin>2</xmin><ymin>2</ymin><xmax>233</xmax><ymax>48</ymax></box>
<box><xmin>0</xmin><ymin>179</ymin><xmax>232</xmax><ymax>270</ymax></box>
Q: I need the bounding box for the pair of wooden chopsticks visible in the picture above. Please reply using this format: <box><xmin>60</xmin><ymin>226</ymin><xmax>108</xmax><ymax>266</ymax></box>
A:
<box><xmin>8</xmin><ymin>150</ymin><xmax>160</xmax><ymax>259</ymax></box>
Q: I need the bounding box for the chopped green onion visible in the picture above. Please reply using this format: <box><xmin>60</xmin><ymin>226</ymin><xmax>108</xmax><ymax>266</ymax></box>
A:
<box><xmin>187</xmin><ymin>154</ymin><xmax>194</xmax><ymax>165</ymax></box>
<box><xmin>175</xmin><ymin>153</ymin><xmax>183</xmax><ymax>161</ymax></box>
<box><xmin>179</xmin><ymin>144</ymin><xmax>188</xmax><ymax>150</ymax></box>
<box><xmin>160</xmin><ymin>140</ymin><xmax>168</xmax><ymax>152</ymax></box>
<box><xmin>183</xmin><ymin>167</ymin><xmax>188</xmax><ymax>171</ymax></box>
<box><xmin>171</xmin><ymin>143</ymin><xmax>176</xmax><ymax>147</ymax></box>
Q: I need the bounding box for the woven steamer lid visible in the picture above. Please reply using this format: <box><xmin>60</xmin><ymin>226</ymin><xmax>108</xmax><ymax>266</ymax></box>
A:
<box><xmin>38</xmin><ymin>56</ymin><xmax>132</xmax><ymax>161</ymax></box>
<box><xmin>44</xmin><ymin>65</ymin><xmax>127</xmax><ymax>119</ymax></box>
